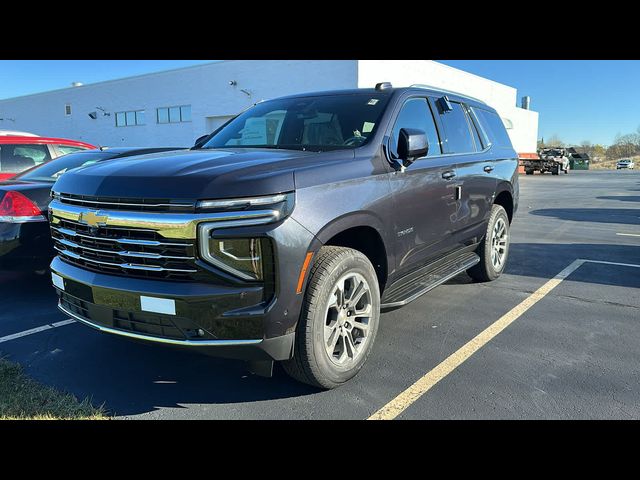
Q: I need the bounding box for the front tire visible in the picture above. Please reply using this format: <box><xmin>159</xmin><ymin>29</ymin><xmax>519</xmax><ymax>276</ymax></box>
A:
<box><xmin>282</xmin><ymin>246</ymin><xmax>380</xmax><ymax>389</ymax></box>
<box><xmin>468</xmin><ymin>204</ymin><xmax>510</xmax><ymax>282</ymax></box>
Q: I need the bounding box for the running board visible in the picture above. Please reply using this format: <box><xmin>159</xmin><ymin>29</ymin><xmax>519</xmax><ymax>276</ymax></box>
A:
<box><xmin>381</xmin><ymin>252</ymin><xmax>480</xmax><ymax>310</ymax></box>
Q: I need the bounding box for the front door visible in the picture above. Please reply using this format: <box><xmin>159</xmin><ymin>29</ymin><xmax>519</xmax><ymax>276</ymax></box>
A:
<box><xmin>386</xmin><ymin>96</ymin><xmax>458</xmax><ymax>277</ymax></box>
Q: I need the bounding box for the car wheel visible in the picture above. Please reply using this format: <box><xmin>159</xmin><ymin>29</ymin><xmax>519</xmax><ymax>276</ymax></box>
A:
<box><xmin>525</xmin><ymin>169</ymin><xmax>533</xmax><ymax>175</ymax></box>
<box><xmin>468</xmin><ymin>204</ymin><xmax>510</xmax><ymax>283</ymax></box>
<box><xmin>282</xmin><ymin>246</ymin><xmax>380</xmax><ymax>389</ymax></box>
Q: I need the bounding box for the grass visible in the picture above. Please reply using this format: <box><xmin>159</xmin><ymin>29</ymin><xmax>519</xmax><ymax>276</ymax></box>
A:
<box><xmin>0</xmin><ymin>358</ymin><xmax>107</xmax><ymax>420</ymax></box>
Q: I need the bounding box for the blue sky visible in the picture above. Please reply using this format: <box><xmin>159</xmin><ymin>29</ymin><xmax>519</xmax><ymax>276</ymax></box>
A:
<box><xmin>439</xmin><ymin>60</ymin><xmax>640</xmax><ymax>146</ymax></box>
<box><xmin>1</xmin><ymin>60</ymin><xmax>638</xmax><ymax>146</ymax></box>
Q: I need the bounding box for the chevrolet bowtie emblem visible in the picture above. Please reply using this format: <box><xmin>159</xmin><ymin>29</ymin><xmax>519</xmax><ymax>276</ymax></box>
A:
<box><xmin>79</xmin><ymin>210</ymin><xmax>109</xmax><ymax>227</ymax></box>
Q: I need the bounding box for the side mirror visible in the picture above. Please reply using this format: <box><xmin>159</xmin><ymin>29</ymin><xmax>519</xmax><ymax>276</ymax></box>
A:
<box><xmin>397</xmin><ymin>128</ymin><xmax>428</xmax><ymax>167</ymax></box>
<box><xmin>193</xmin><ymin>134</ymin><xmax>209</xmax><ymax>148</ymax></box>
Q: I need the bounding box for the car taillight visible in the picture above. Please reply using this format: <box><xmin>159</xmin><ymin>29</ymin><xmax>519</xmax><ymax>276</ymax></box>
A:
<box><xmin>0</xmin><ymin>191</ymin><xmax>46</xmax><ymax>223</ymax></box>
<box><xmin>0</xmin><ymin>173</ymin><xmax>16</xmax><ymax>181</ymax></box>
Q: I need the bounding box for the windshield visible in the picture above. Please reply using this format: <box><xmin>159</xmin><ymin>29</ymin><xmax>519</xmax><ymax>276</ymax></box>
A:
<box><xmin>201</xmin><ymin>93</ymin><xmax>391</xmax><ymax>152</ymax></box>
<box><xmin>14</xmin><ymin>151</ymin><xmax>111</xmax><ymax>182</ymax></box>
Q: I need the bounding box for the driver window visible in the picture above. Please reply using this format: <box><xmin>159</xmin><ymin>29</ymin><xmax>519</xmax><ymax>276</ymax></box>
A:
<box><xmin>390</xmin><ymin>98</ymin><xmax>441</xmax><ymax>158</ymax></box>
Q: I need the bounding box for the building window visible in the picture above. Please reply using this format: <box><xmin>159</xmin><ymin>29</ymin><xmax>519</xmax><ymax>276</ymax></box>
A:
<box><xmin>115</xmin><ymin>110</ymin><xmax>145</xmax><ymax>127</ymax></box>
<box><xmin>157</xmin><ymin>105</ymin><xmax>191</xmax><ymax>124</ymax></box>
<box><xmin>65</xmin><ymin>104</ymin><xmax>72</xmax><ymax>116</ymax></box>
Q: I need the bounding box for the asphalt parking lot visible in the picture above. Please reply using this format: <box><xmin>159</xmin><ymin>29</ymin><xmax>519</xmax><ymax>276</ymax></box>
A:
<box><xmin>1</xmin><ymin>169</ymin><xmax>639</xmax><ymax>419</ymax></box>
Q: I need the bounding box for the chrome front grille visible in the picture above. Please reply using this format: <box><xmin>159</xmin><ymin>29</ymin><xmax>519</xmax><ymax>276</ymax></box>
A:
<box><xmin>50</xmin><ymin>217</ymin><xmax>198</xmax><ymax>281</ymax></box>
<box><xmin>57</xmin><ymin>192</ymin><xmax>195</xmax><ymax>213</ymax></box>
<box><xmin>49</xmin><ymin>194</ymin><xmax>285</xmax><ymax>282</ymax></box>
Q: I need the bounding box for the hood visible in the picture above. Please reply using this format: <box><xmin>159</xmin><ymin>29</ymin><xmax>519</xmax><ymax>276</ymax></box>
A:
<box><xmin>51</xmin><ymin>148</ymin><xmax>353</xmax><ymax>200</ymax></box>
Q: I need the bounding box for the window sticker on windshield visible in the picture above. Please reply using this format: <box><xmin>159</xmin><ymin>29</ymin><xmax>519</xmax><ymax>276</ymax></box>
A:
<box><xmin>367</xmin><ymin>99</ymin><xmax>379</xmax><ymax>106</ymax></box>
<box><xmin>363</xmin><ymin>122</ymin><xmax>375</xmax><ymax>133</ymax></box>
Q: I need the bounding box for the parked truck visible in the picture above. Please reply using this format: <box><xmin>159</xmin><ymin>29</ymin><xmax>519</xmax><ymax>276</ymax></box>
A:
<box><xmin>523</xmin><ymin>147</ymin><xmax>571</xmax><ymax>175</ymax></box>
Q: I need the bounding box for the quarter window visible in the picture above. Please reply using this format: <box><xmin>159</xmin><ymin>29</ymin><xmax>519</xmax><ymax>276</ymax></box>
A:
<box><xmin>435</xmin><ymin>100</ymin><xmax>477</xmax><ymax>154</ymax></box>
<box><xmin>57</xmin><ymin>145</ymin><xmax>87</xmax><ymax>156</ymax></box>
<box><xmin>472</xmin><ymin>107</ymin><xmax>514</xmax><ymax>149</ymax></box>
<box><xmin>390</xmin><ymin>98</ymin><xmax>441</xmax><ymax>158</ymax></box>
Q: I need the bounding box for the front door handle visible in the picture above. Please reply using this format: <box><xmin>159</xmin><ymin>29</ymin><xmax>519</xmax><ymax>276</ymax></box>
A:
<box><xmin>483</xmin><ymin>165</ymin><xmax>494</xmax><ymax>173</ymax></box>
<box><xmin>442</xmin><ymin>170</ymin><xmax>456</xmax><ymax>180</ymax></box>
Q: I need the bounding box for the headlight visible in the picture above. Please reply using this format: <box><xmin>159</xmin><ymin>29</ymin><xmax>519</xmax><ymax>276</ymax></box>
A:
<box><xmin>197</xmin><ymin>193</ymin><xmax>291</xmax><ymax>280</ymax></box>
<box><xmin>202</xmin><ymin>237</ymin><xmax>268</xmax><ymax>280</ymax></box>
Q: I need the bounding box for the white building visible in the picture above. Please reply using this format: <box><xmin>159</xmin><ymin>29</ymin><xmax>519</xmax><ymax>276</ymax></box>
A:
<box><xmin>0</xmin><ymin>60</ymin><xmax>538</xmax><ymax>155</ymax></box>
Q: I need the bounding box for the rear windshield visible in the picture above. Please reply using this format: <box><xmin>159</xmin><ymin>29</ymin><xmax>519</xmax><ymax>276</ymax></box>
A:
<box><xmin>15</xmin><ymin>151</ymin><xmax>110</xmax><ymax>182</ymax></box>
<box><xmin>201</xmin><ymin>93</ymin><xmax>391</xmax><ymax>152</ymax></box>
<box><xmin>471</xmin><ymin>108</ymin><xmax>514</xmax><ymax>150</ymax></box>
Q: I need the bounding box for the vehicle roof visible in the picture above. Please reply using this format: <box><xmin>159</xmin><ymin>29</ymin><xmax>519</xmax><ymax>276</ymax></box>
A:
<box><xmin>0</xmin><ymin>135</ymin><xmax>95</xmax><ymax>148</ymax></box>
<box><xmin>274</xmin><ymin>86</ymin><xmax>489</xmax><ymax>108</ymax></box>
<box><xmin>0</xmin><ymin>130</ymin><xmax>39</xmax><ymax>137</ymax></box>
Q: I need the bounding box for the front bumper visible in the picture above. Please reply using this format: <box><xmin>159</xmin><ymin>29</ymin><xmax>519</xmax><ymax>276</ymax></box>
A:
<box><xmin>51</xmin><ymin>257</ymin><xmax>296</xmax><ymax>361</ymax></box>
<box><xmin>48</xmin><ymin>204</ymin><xmax>318</xmax><ymax>360</ymax></box>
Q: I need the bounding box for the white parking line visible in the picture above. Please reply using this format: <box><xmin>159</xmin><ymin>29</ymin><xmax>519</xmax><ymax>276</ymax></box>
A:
<box><xmin>616</xmin><ymin>233</ymin><xmax>640</xmax><ymax>238</ymax></box>
<box><xmin>0</xmin><ymin>319</ymin><xmax>76</xmax><ymax>344</ymax></box>
<box><xmin>369</xmin><ymin>257</ymin><xmax>640</xmax><ymax>420</ymax></box>
<box><xmin>585</xmin><ymin>259</ymin><xmax>640</xmax><ymax>268</ymax></box>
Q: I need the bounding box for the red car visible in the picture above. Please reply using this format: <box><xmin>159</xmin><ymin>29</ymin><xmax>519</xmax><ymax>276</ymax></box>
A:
<box><xmin>0</xmin><ymin>136</ymin><xmax>96</xmax><ymax>181</ymax></box>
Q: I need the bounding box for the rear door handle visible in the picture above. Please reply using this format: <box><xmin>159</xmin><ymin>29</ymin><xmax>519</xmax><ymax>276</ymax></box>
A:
<box><xmin>442</xmin><ymin>170</ymin><xmax>456</xmax><ymax>180</ymax></box>
<box><xmin>483</xmin><ymin>165</ymin><xmax>494</xmax><ymax>173</ymax></box>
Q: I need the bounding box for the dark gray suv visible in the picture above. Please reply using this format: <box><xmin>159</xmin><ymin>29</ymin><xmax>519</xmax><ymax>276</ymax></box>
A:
<box><xmin>48</xmin><ymin>83</ymin><xmax>518</xmax><ymax>388</ymax></box>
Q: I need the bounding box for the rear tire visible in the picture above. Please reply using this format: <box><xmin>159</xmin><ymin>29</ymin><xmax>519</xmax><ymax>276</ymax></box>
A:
<box><xmin>282</xmin><ymin>246</ymin><xmax>380</xmax><ymax>389</ymax></box>
<box><xmin>525</xmin><ymin>169</ymin><xmax>533</xmax><ymax>175</ymax></box>
<box><xmin>468</xmin><ymin>204</ymin><xmax>510</xmax><ymax>282</ymax></box>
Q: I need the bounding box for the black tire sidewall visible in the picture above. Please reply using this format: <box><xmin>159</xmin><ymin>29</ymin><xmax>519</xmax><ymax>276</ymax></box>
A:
<box><xmin>482</xmin><ymin>206</ymin><xmax>510</xmax><ymax>280</ymax></box>
<box><xmin>308</xmin><ymin>253</ymin><xmax>380</xmax><ymax>385</ymax></box>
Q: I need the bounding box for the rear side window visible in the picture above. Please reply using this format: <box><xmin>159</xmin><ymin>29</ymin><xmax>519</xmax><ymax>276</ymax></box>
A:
<box><xmin>390</xmin><ymin>98</ymin><xmax>441</xmax><ymax>158</ymax></box>
<box><xmin>57</xmin><ymin>145</ymin><xmax>87</xmax><ymax>156</ymax></box>
<box><xmin>434</xmin><ymin>100</ymin><xmax>477</xmax><ymax>154</ymax></box>
<box><xmin>0</xmin><ymin>144</ymin><xmax>52</xmax><ymax>173</ymax></box>
<box><xmin>472</xmin><ymin>107</ymin><xmax>514</xmax><ymax>149</ymax></box>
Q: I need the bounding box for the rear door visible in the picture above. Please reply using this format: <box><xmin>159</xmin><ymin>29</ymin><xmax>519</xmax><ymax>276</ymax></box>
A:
<box><xmin>387</xmin><ymin>95</ymin><xmax>459</xmax><ymax>275</ymax></box>
<box><xmin>433</xmin><ymin>99</ymin><xmax>496</xmax><ymax>246</ymax></box>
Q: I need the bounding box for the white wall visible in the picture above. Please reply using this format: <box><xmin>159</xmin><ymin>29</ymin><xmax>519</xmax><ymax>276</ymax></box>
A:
<box><xmin>357</xmin><ymin>60</ymin><xmax>538</xmax><ymax>153</ymax></box>
<box><xmin>0</xmin><ymin>59</ymin><xmax>538</xmax><ymax>153</ymax></box>
<box><xmin>0</xmin><ymin>60</ymin><xmax>358</xmax><ymax>148</ymax></box>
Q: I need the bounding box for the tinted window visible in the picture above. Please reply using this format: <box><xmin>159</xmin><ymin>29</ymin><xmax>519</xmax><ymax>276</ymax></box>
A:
<box><xmin>472</xmin><ymin>107</ymin><xmax>514</xmax><ymax>149</ymax></box>
<box><xmin>466</xmin><ymin>108</ymin><xmax>485</xmax><ymax>150</ymax></box>
<box><xmin>15</xmin><ymin>151</ymin><xmax>111</xmax><ymax>182</ymax></box>
<box><xmin>203</xmin><ymin>94</ymin><xmax>391</xmax><ymax>151</ymax></box>
<box><xmin>435</xmin><ymin>101</ymin><xmax>476</xmax><ymax>154</ymax></box>
<box><xmin>390</xmin><ymin>98</ymin><xmax>441</xmax><ymax>158</ymax></box>
<box><xmin>0</xmin><ymin>144</ymin><xmax>51</xmax><ymax>173</ymax></box>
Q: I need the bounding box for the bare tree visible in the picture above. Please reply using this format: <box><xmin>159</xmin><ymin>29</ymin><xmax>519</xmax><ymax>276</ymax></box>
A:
<box><xmin>546</xmin><ymin>134</ymin><xmax>564</xmax><ymax>147</ymax></box>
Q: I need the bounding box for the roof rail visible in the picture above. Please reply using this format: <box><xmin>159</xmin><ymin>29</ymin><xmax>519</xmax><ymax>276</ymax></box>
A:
<box><xmin>409</xmin><ymin>84</ymin><xmax>486</xmax><ymax>104</ymax></box>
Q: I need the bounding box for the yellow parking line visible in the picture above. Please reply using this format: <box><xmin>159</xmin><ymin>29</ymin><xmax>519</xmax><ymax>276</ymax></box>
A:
<box><xmin>368</xmin><ymin>259</ymin><xmax>585</xmax><ymax>420</ymax></box>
